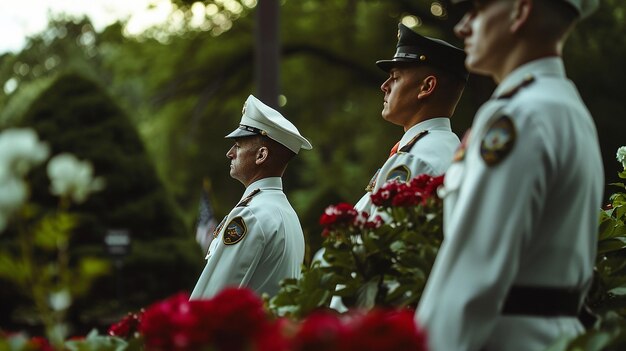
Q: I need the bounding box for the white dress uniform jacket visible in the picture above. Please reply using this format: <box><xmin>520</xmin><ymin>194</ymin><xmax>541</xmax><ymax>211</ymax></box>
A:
<box><xmin>354</xmin><ymin>117</ymin><xmax>460</xmax><ymax>214</ymax></box>
<box><xmin>416</xmin><ymin>57</ymin><xmax>604</xmax><ymax>351</ymax></box>
<box><xmin>323</xmin><ymin>117</ymin><xmax>459</xmax><ymax>312</ymax></box>
<box><xmin>190</xmin><ymin>177</ymin><xmax>305</xmax><ymax>299</ymax></box>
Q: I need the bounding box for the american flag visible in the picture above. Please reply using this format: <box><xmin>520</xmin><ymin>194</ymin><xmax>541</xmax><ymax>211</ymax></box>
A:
<box><xmin>195</xmin><ymin>178</ymin><xmax>218</xmax><ymax>252</ymax></box>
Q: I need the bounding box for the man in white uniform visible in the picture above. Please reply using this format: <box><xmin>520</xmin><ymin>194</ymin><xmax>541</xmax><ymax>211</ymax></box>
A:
<box><xmin>354</xmin><ymin>23</ymin><xmax>467</xmax><ymax>215</ymax></box>
<box><xmin>190</xmin><ymin>94</ymin><xmax>312</xmax><ymax>299</ymax></box>
<box><xmin>415</xmin><ymin>1</ymin><xmax>603</xmax><ymax>350</ymax></box>
<box><xmin>317</xmin><ymin>23</ymin><xmax>468</xmax><ymax>311</ymax></box>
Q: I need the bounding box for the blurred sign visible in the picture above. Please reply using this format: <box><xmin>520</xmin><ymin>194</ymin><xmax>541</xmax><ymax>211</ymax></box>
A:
<box><xmin>105</xmin><ymin>229</ymin><xmax>130</xmax><ymax>257</ymax></box>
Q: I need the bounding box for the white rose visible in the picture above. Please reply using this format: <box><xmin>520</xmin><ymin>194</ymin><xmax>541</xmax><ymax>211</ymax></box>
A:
<box><xmin>0</xmin><ymin>177</ymin><xmax>28</xmax><ymax>232</ymax></box>
<box><xmin>0</xmin><ymin>128</ymin><xmax>49</xmax><ymax>179</ymax></box>
<box><xmin>47</xmin><ymin>153</ymin><xmax>105</xmax><ymax>203</ymax></box>
<box><xmin>617</xmin><ymin>146</ymin><xmax>626</xmax><ymax>170</ymax></box>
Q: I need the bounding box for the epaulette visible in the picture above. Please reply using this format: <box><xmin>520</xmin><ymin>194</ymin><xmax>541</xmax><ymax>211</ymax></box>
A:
<box><xmin>236</xmin><ymin>189</ymin><xmax>261</xmax><ymax>207</ymax></box>
<box><xmin>399</xmin><ymin>130</ymin><xmax>429</xmax><ymax>153</ymax></box>
<box><xmin>497</xmin><ymin>74</ymin><xmax>535</xmax><ymax>99</ymax></box>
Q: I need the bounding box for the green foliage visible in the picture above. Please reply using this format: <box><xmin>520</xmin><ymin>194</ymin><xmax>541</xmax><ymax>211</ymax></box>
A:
<box><xmin>552</xmin><ymin>165</ymin><xmax>626</xmax><ymax>350</ymax></box>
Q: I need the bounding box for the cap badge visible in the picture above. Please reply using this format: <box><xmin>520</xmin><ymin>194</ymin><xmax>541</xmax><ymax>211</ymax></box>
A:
<box><xmin>397</xmin><ymin>29</ymin><xmax>401</xmax><ymax>40</ymax></box>
<box><xmin>480</xmin><ymin>116</ymin><xmax>516</xmax><ymax>166</ymax></box>
<box><xmin>223</xmin><ymin>216</ymin><xmax>248</xmax><ymax>245</ymax></box>
<box><xmin>242</xmin><ymin>102</ymin><xmax>247</xmax><ymax>115</ymax></box>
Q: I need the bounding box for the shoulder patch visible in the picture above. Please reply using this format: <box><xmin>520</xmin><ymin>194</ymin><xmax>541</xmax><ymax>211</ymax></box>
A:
<box><xmin>386</xmin><ymin>165</ymin><xmax>411</xmax><ymax>182</ymax></box>
<box><xmin>236</xmin><ymin>189</ymin><xmax>261</xmax><ymax>207</ymax></box>
<box><xmin>481</xmin><ymin>116</ymin><xmax>516</xmax><ymax>166</ymax></box>
<box><xmin>365</xmin><ymin>168</ymin><xmax>381</xmax><ymax>192</ymax></box>
<box><xmin>223</xmin><ymin>216</ymin><xmax>248</xmax><ymax>245</ymax></box>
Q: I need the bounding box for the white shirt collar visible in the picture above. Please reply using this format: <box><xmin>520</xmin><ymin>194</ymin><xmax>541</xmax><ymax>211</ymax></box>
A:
<box><xmin>243</xmin><ymin>177</ymin><xmax>282</xmax><ymax>198</ymax></box>
<box><xmin>399</xmin><ymin>117</ymin><xmax>452</xmax><ymax>149</ymax></box>
<box><xmin>494</xmin><ymin>57</ymin><xmax>566</xmax><ymax>98</ymax></box>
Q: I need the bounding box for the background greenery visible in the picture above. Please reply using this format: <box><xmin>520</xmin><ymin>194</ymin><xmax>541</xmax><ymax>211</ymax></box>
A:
<box><xmin>0</xmin><ymin>0</ymin><xmax>624</xmax><ymax>335</ymax></box>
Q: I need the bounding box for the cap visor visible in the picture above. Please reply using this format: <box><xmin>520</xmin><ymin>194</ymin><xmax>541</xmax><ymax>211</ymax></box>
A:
<box><xmin>225</xmin><ymin>128</ymin><xmax>257</xmax><ymax>139</ymax></box>
<box><xmin>375</xmin><ymin>59</ymin><xmax>418</xmax><ymax>72</ymax></box>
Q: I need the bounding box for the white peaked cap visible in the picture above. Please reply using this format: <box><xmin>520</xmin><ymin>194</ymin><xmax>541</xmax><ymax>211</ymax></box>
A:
<box><xmin>452</xmin><ymin>0</ymin><xmax>598</xmax><ymax>19</ymax></box>
<box><xmin>225</xmin><ymin>95</ymin><xmax>313</xmax><ymax>154</ymax></box>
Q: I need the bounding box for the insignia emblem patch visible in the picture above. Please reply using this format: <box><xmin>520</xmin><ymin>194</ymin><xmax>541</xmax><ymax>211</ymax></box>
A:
<box><xmin>453</xmin><ymin>129</ymin><xmax>471</xmax><ymax>162</ymax></box>
<box><xmin>365</xmin><ymin>169</ymin><xmax>381</xmax><ymax>192</ymax></box>
<box><xmin>386</xmin><ymin>165</ymin><xmax>410</xmax><ymax>182</ymax></box>
<box><xmin>481</xmin><ymin>116</ymin><xmax>516</xmax><ymax>166</ymax></box>
<box><xmin>223</xmin><ymin>217</ymin><xmax>248</xmax><ymax>245</ymax></box>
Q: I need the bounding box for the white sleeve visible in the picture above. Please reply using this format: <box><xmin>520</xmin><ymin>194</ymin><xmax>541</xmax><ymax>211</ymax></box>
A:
<box><xmin>190</xmin><ymin>208</ymin><xmax>266</xmax><ymax>298</ymax></box>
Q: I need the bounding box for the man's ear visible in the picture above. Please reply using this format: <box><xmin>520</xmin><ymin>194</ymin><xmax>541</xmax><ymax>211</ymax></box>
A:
<box><xmin>417</xmin><ymin>75</ymin><xmax>437</xmax><ymax>99</ymax></box>
<box><xmin>510</xmin><ymin>0</ymin><xmax>532</xmax><ymax>33</ymax></box>
<box><xmin>256</xmin><ymin>147</ymin><xmax>268</xmax><ymax>165</ymax></box>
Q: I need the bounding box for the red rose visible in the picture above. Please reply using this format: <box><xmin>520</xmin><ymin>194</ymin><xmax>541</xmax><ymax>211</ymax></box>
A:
<box><xmin>255</xmin><ymin>318</ymin><xmax>292</xmax><ymax>351</ymax></box>
<box><xmin>139</xmin><ymin>292</ymin><xmax>217</xmax><ymax>351</ymax></box>
<box><xmin>209</xmin><ymin>288</ymin><xmax>269</xmax><ymax>351</ymax></box>
<box><xmin>108</xmin><ymin>311</ymin><xmax>142</xmax><ymax>338</ymax></box>
<box><xmin>29</xmin><ymin>336</ymin><xmax>54</xmax><ymax>351</ymax></box>
<box><xmin>291</xmin><ymin>311</ymin><xmax>349</xmax><ymax>351</ymax></box>
<box><xmin>409</xmin><ymin>174</ymin><xmax>432</xmax><ymax>190</ymax></box>
<box><xmin>364</xmin><ymin>215</ymin><xmax>383</xmax><ymax>229</ymax></box>
<box><xmin>371</xmin><ymin>180</ymin><xmax>403</xmax><ymax>207</ymax></box>
<box><xmin>345</xmin><ymin>309</ymin><xmax>427</xmax><ymax>351</ymax></box>
<box><xmin>391</xmin><ymin>190</ymin><xmax>421</xmax><ymax>207</ymax></box>
<box><xmin>319</xmin><ymin>203</ymin><xmax>358</xmax><ymax>228</ymax></box>
<box><xmin>422</xmin><ymin>175</ymin><xmax>444</xmax><ymax>201</ymax></box>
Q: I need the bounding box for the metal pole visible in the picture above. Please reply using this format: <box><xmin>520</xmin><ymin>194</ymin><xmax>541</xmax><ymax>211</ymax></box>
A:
<box><xmin>254</xmin><ymin>0</ymin><xmax>280</xmax><ymax>108</ymax></box>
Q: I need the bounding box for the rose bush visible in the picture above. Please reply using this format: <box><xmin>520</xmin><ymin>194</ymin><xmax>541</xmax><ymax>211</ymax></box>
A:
<box><xmin>547</xmin><ymin>147</ymin><xmax>626</xmax><ymax>351</ymax></box>
<box><xmin>270</xmin><ymin>174</ymin><xmax>444</xmax><ymax>318</ymax></box>
<box><xmin>54</xmin><ymin>288</ymin><xmax>426</xmax><ymax>351</ymax></box>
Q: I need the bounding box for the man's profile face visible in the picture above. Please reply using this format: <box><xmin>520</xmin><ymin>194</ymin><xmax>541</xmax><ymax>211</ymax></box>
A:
<box><xmin>226</xmin><ymin>137</ymin><xmax>259</xmax><ymax>185</ymax></box>
<box><xmin>380</xmin><ymin>66</ymin><xmax>422</xmax><ymax>129</ymax></box>
<box><xmin>454</xmin><ymin>0</ymin><xmax>514</xmax><ymax>78</ymax></box>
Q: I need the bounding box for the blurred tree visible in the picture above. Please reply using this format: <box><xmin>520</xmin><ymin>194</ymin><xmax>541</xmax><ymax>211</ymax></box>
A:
<box><xmin>2</xmin><ymin>73</ymin><xmax>202</xmax><ymax>332</ymax></box>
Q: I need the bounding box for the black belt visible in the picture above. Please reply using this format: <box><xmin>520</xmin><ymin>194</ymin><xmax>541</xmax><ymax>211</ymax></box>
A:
<box><xmin>501</xmin><ymin>285</ymin><xmax>582</xmax><ymax>317</ymax></box>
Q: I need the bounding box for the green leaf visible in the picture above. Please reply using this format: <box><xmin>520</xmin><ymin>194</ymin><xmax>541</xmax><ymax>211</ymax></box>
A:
<box><xmin>64</xmin><ymin>330</ymin><xmax>130</xmax><ymax>351</ymax></box>
<box><xmin>33</xmin><ymin>213</ymin><xmax>76</xmax><ymax>250</ymax></box>
<box><xmin>0</xmin><ymin>254</ymin><xmax>29</xmax><ymax>286</ymax></box>
<box><xmin>608</xmin><ymin>287</ymin><xmax>626</xmax><ymax>297</ymax></box>
<box><xmin>356</xmin><ymin>280</ymin><xmax>378</xmax><ymax>309</ymax></box>
<box><xmin>597</xmin><ymin>238</ymin><xmax>626</xmax><ymax>254</ymax></box>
